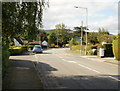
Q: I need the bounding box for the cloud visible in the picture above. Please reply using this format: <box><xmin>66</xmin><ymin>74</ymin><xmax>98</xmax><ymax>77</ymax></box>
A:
<box><xmin>42</xmin><ymin>0</ymin><xmax>118</xmax><ymax>34</ymax></box>
<box><xmin>89</xmin><ymin>16</ymin><xmax>118</xmax><ymax>34</ymax></box>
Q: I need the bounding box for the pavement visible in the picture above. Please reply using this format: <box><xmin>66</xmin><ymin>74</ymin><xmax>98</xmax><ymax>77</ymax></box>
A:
<box><xmin>2</xmin><ymin>54</ymin><xmax>44</xmax><ymax>90</ymax></box>
<box><xmin>80</xmin><ymin>55</ymin><xmax>120</xmax><ymax>65</ymax></box>
<box><xmin>65</xmin><ymin>49</ymin><xmax>120</xmax><ymax>65</ymax></box>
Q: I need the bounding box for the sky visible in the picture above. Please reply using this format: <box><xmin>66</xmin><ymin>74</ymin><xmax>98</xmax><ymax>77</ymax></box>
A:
<box><xmin>42</xmin><ymin>0</ymin><xmax>119</xmax><ymax>35</ymax></box>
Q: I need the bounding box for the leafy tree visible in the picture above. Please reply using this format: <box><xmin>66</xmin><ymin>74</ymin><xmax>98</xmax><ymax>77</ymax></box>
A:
<box><xmin>47</xmin><ymin>31</ymin><xmax>57</xmax><ymax>44</ymax></box>
<box><xmin>97</xmin><ymin>28</ymin><xmax>115</xmax><ymax>43</ymax></box>
<box><xmin>55</xmin><ymin>23</ymin><xmax>70</xmax><ymax>44</ymax></box>
<box><xmin>97</xmin><ymin>34</ymin><xmax>116</xmax><ymax>43</ymax></box>
<box><xmin>98</xmin><ymin>28</ymin><xmax>109</xmax><ymax>35</ymax></box>
<box><xmin>72</xmin><ymin>26</ymin><xmax>86</xmax><ymax>38</ymax></box>
<box><xmin>2</xmin><ymin>1</ymin><xmax>48</xmax><ymax>73</ymax></box>
<box><xmin>2</xmin><ymin>1</ymin><xmax>48</xmax><ymax>48</ymax></box>
<box><xmin>87</xmin><ymin>32</ymin><xmax>99</xmax><ymax>45</ymax></box>
<box><xmin>38</xmin><ymin>29</ymin><xmax>48</xmax><ymax>42</ymax></box>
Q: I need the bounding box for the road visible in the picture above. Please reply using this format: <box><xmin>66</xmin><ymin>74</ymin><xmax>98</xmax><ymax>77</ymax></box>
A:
<box><xmin>33</xmin><ymin>48</ymin><xmax>119</xmax><ymax>89</ymax></box>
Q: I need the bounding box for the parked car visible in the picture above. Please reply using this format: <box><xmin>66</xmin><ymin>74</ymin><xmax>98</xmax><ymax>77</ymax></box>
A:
<box><xmin>32</xmin><ymin>45</ymin><xmax>43</xmax><ymax>53</ymax></box>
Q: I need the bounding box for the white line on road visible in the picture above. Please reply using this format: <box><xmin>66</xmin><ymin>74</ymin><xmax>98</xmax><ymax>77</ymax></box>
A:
<box><xmin>61</xmin><ymin>58</ymin><xmax>100</xmax><ymax>73</ymax></box>
<box><xmin>35</xmin><ymin>54</ymin><xmax>39</xmax><ymax>63</ymax></box>
<box><xmin>78</xmin><ymin>64</ymin><xmax>100</xmax><ymax>73</ymax></box>
<box><xmin>108</xmin><ymin>76</ymin><xmax>120</xmax><ymax>81</ymax></box>
<box><xmin>67</xmin><ymin>61</ymin><xmax>77</xmax><ymax>63</ymax></box>
<box><xmin>61</xmin><ymin>59</ymin><xmax>67</xmax><ymax>62</ymax></box>
<box><xmin>61</xmin><ymin>58</ymin><xmax>77</xmax><ymax>64</ymax></box>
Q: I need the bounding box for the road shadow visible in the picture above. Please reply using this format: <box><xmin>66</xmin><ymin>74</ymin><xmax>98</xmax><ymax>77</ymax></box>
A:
<box><xmin>49</xmin><ymin>75</ymin><xmax>119</xmax><ymax>89</ymax></box>
<box><xmin>42</xmin><ymin>52</ymin><xmax>52</xmax><ymax>54</ymax></box>
<box><xmin>34</xmin><ymin>61</ymin><xmax>119</xmax><ymax>89</ymax></box>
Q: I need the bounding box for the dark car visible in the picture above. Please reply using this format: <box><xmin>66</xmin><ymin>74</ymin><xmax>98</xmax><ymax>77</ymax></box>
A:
<box><xmin>32</xmin><ymin>45</ymin><xmax>43</xmax><ymax>53</ymax></box>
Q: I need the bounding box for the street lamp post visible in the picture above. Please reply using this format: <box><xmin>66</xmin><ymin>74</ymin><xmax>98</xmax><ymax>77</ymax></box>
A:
<box><xmin>74</xmin><ymin>6</ymin><xmax>88</xmax><ymax>55</ymax></box>
<box><xmin>80</xmin><ymin>21</ymin><xmax>83</xmax><ymax>55</ymax></box>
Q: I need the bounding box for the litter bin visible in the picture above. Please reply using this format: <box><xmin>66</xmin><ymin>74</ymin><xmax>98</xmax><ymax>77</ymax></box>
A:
<box><xmin>99</xmin><ymin>48</ymin><xmax>104</xmax><ymax>58</ymax></box>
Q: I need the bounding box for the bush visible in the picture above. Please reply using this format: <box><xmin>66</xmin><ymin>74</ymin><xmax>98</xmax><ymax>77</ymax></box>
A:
<box><xmin>2</xmin><ymin>49</ymin><xmax>10</xmax><ymax>75</ymax></box>
<box><xmin>24</xmin><ymin>43</ymin><xmax>40</xmax><ymax>45</ymax></box>
<box><xmin>27</xmin><ymin>45</ymin><xmax>34</xmax><ymax>50</ymax></box>
<box><xmin>70</xmin><ymin>45</ymin><xmax>80</xmax><ymax>53</ymax></box>
<box><xmin>22</xmin><ymin>45</ymin><xmax>28</xmax><ymax>52</ymax></box>
<box><xmin>91</xmin><ymin>44</ymin><xmax>98</xmax><ymax>49</ymax></box>
<box><xmin>49</xmin><ymin>44</ymin><xmax>55</xmax><ymax>48</ymax></box>
<box><xmin>87</xmin><ymin>50</ymin><xmax>94</xmax><ymax>55</ymax></box>
<box><xmin>112</xmin><ymin>38</ymin><xmax>120</xmax><ymax>61</ymax></box>
<box><xmin>103</xmin><ymin>43</ymin><xmax>114</xmax><ymax>57</ymax></box>
<box><xmin>9</xmin><ymin>46</ymin><xmax>23</xmax><ymax>55</ymax></box>
<box><xmin>97</xmin><ymin>44</ymin><xmax>104</xmax><ymax>49</ymax></box>
<box><xmin>24</xmin><ymin>43</ymin><xmax>40</xmax><ymax>50</ymax></box>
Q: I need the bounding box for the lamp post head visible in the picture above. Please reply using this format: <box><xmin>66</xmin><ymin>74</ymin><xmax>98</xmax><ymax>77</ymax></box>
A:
<box><xmin>74</xmin><ymin>6</ymin><xmax>79</xmax><ymax>8</ymax></box>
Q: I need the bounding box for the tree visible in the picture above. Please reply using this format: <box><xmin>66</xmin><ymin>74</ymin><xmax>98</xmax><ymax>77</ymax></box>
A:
<box><xmin>97</xmin><ymin>34</ymin><xmax>115</xmax><ymax>43</ymax></box>
<box><xmin>98</xmin><ymin>28</ymin><xmax>109</xmax><ymax>35</ymax></box>
<box><xmin>37</xmin><ymin>29</ymin><xmax>48</xmax><ymax>43</ymax></box>
<box><xmin>47</xmin><ymin>31</ymin><xmax>57</xmax><ymax>44</ymax></box>
<box><xmin>97</xmin><ymin>28</ymin><xmax>115</xmax><ymax>43</ymax></box>
<box><xmin>2</xmin><ymin>1</ymin><xmax>49</xmax><ymax>73</ymax></box>
<box><xmin>2</xmin><ymin>1</ymin><xmax>49</xmax><ymax>48</ymax></box>
<box><xmin>87</xmin><ymin>32</ymin><xmax>99</xmax><ymax>45</ymax></box>
<box><xmin>55</xmin><ymin>23</ymin><xmax>69</xmax><ymax>44</ymax></box>
<box><xmin>72</xmin><ymin>26</ymin><xmax>86</xmax><ymax>38</ymax></box>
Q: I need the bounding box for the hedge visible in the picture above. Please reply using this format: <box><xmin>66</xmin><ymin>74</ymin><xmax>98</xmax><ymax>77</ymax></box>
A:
<box><xmin>24</xmin><ymin>43</ymin><xmax>40</xmax><ymax>45</ymax></box>
<box><xmin>22</xmin><ymin>45</ymin><xmax>28</xmax><ymax>51</ymax></box>
<box><xmin>24</xmin><ymin>43</ymin><xmax>40</xmax><ymax>50</ymax></box>
<box><xmin>2</xmin><ymin>50</ymin><xmax>10</xmax><ymax>75</ymax></box>
<box><xmin>70</xmin><ymin>45</ymin><xmax>97</xmax><ymax>55</ymax></box>
<box><xmin>9</xmin><ymin>46</ymin><xmax>23</xmax><ymax>55</ymax></box>
<box><xmin>112</xmin><ymin>38</ymin><xmax>120</xmax><ymax>61</ymax></box>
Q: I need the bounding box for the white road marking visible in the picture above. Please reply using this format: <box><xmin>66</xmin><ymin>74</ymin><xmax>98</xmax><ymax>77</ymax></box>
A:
<box><xmin>60</xmin><ymin>57</ymin><xmax>100</xmax><ymax>73</ymax></box>
<box><xmin>61</xmin><ymin>59</ymin><xmax>67</xmax><ymax>62</ymax></box>
<box><xmin>78</xmin><ymin>64</ymin><xmax>100</xmax><ymax>73</ymax></box>
<box><xmin>108</xmin><ymin>76</ymin><xmax>120</xmax><ymax>81</ymax></box>
<box><xmin>35</xmin><ymin>54</ymin><xmax>39</xmax><ymax>63</ymax></box>
<box><xmin>67</xmin><ymin>61</ymin><xmax>77</xmax><ymax>63</ymax></box>
<box><xmin>61</xmin><ymin>58</ymin><xmax>77</xmax><ymax>64</ymax></box>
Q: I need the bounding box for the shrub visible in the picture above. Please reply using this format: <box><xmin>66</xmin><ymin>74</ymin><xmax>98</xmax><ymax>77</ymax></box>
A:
<box><xmin>103</xmin><ymin>43</ymin><xmax>114</xmax><ymax>57</ymax></box>
<box><xmin>70</xmin><ymin>45</ymin><xmax>80</xmax><ymax>53</ymax></box>
<box><xmin>24</xmin><ymin>43</ymin><xmax>40</xmax><ymax>45</ymax></box>
<box><xmin>27</xmin><ymin>45</ymin><xmax>34</xmax><ymax>50</ymax></box>
<box><xmin>50</xmin><ymin>44</ymin><xmax>55</xmax><ymax>48</ymax></box>
<box><xmin>87</xmin><ymin>50</ymin><xmax>94</xmax><ymax>55</ymax></box>
<box><xmin>22</xmin><ymin>45</ymin><xmax>28</xmax><ymax>52</ymax></box>
<box><xmin>69</xmin><ymin>38</ymin><xmax>75</xmax><ymax>46</ymax></box>
<box><xmin>91</xmin><ymin>44</ymin><xmax>98</xmax><ymax>49</ymax></box>
<box><xmin>112</xmin><ymin>38</ymin><xmax>120</xmax><ymax>61</ymax></box>
<box><xmin>24</xmin><ymin>43</ymin><xmax>40</xmax><ymax>50</ymax></box>
<box><xmin>2</xmin><ymin>49</ymin><xmax>10</xmax><ymax>75</ymax></box>
<box><xmin>97</xmin><ymin>44</ymin><xmax>104</xmax><ymax>49</ymax></box>
<box><xmin>9</xmin><ymin>46</ymin><xmax>23</xmax><ymax>55</ymax></box>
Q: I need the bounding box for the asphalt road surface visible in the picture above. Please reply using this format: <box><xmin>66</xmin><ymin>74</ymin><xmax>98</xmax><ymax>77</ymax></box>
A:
<box><xmin>33</xmin><ymin>48</ymin><xmax>119</xmax><ymax>89</ymax></box>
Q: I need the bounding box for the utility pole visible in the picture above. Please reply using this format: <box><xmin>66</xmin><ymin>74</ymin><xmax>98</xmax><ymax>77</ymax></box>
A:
<box><xmin>85</xmin><ymin>8</ymin><xmax>88</xmax><ymax>55</ymax></box>
<box><xmin>80</xmin><ymin>21</ymin><xmax>83</xmax><ymax>55</ymax></box>
<box><xmin>74</xmin><ymin>6</ymin><xmax>88</xmax><ymax>55</ymax></box>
